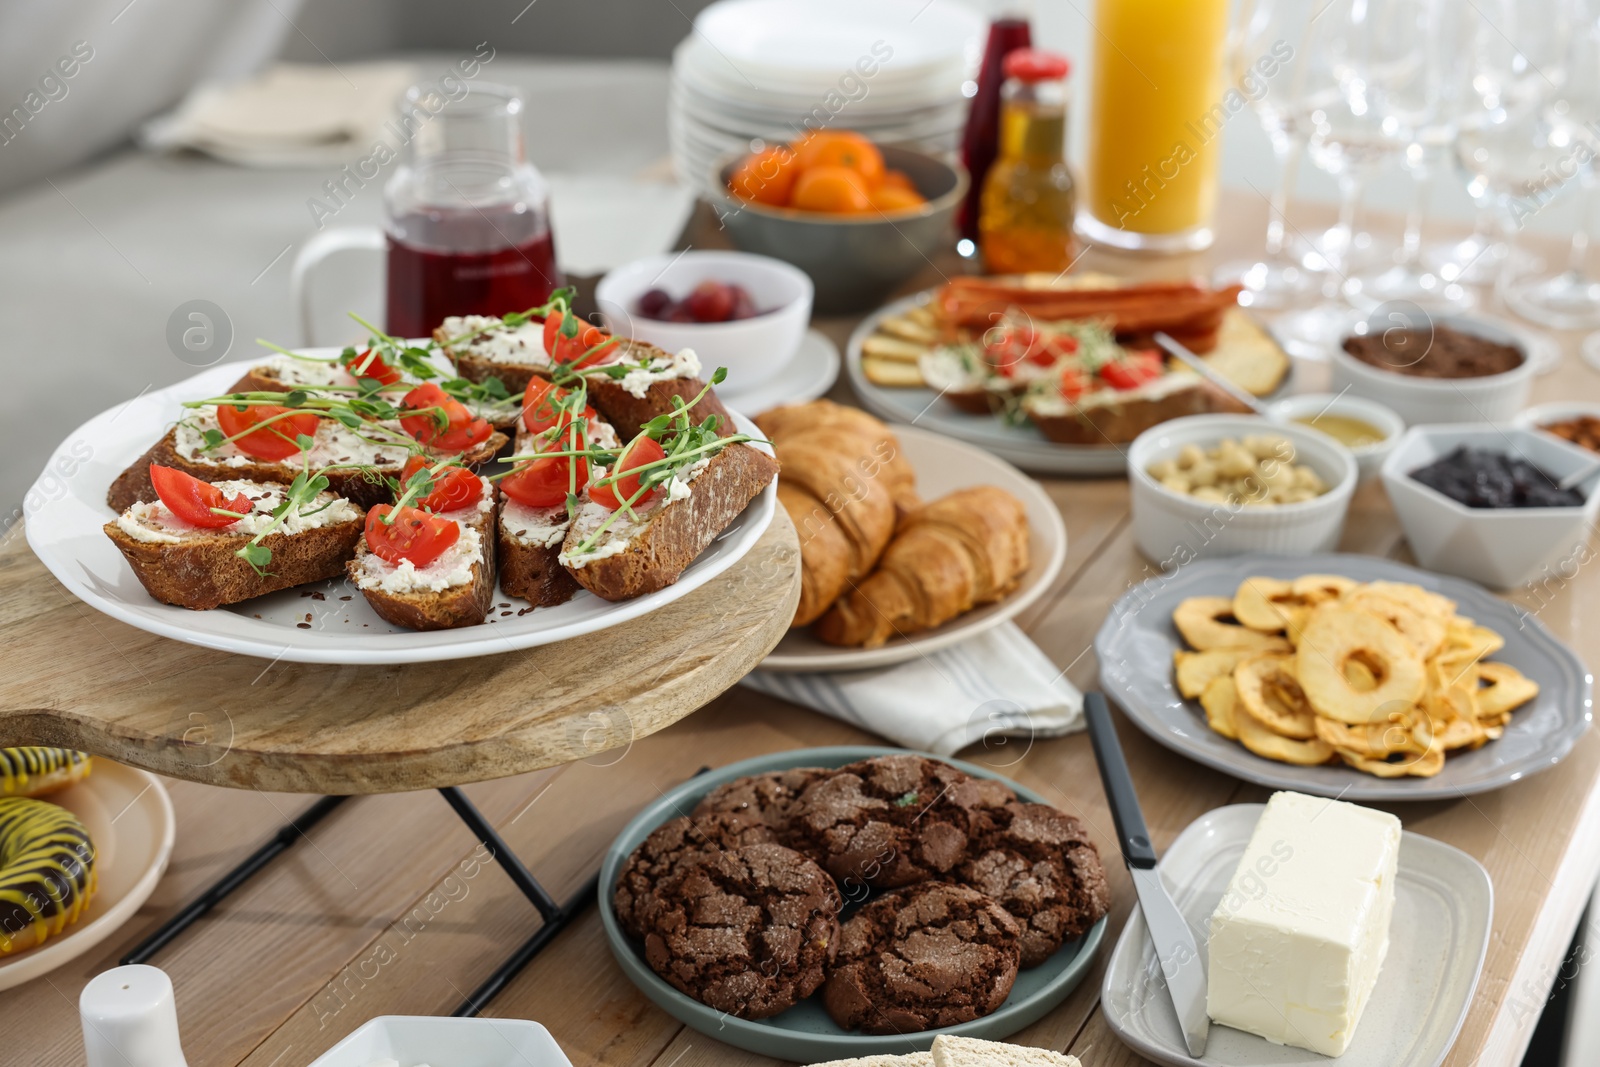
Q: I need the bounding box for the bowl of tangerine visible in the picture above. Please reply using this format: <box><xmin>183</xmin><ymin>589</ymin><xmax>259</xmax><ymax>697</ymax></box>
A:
<box><xmin>713</xmin><ymin>130</ymin><xmax>967</xmax><ymax>313</ymax></box>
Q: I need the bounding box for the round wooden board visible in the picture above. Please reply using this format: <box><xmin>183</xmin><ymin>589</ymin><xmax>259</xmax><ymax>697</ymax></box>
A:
<box><xmin>0</xmin><ymin>510</ymin><xmax>800</xmax><ymax>794</ymax></box>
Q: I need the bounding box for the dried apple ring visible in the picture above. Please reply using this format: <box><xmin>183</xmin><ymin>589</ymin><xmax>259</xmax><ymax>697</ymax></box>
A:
<box><xmin>1200</xmin><ymin>675</ymin><xmax>1239</xmax><ymax>740</ymax></box>
<box><xmin>1173</xmin><ymin>596</ymin><xmax>1291</xmax><ymax>652</ymax></box>
<box><xmin>1338</xmin><ymin>743</ymin><xmax>1445</xmax><ymax>778</ymax></box>
<box><xmin>1233</xmin><ymin>697</ymin><xmax>1335</xmax><ymax>765</ymax></box>
<box><xmin>1232</xmin><ymin>577</ymin><xmax>1300</xmax><ymax>632</ymax></box>
<box><xmin>1234</xmin><ymin>653</ymin><xmax>1318</xmax><ymax>739</ymax></box>
<box><xmin>1474</xmin><ymin>662</ymin><xmax>1540</xmax><ymax>718</ymax></box>
<box><xmin>1314</xmin><ymin>713</ymin><xmax>1427</xmax><ymax>759</ymax></box>
<box><xmin>1296</xmin><ymin>606</ymin><xmax>1426</xmax><ymax>724</ymax></box>
<box><xmin>1175</xmin><ymin>648</ymin><xmax>1253</xmax><ymax>700</ymax></box>
<box><xmin>1347</xmin><ymin>589</ymin><xmax>1446</xmax><ymax>660</ymax></box>
<box><xmin>1290</xmin><ymin>574</ymin><xmax>1357</xmax><ymax>603</ymax></box>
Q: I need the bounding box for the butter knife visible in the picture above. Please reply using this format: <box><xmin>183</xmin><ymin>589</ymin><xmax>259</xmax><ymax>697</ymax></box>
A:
<box><xmin>1085</xmin><ymin>691</ymin><xmax>1210</xmax><ymax>1058</ymax></box>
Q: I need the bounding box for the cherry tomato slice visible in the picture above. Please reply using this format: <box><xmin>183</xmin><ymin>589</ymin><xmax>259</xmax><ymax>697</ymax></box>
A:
<box><xmin>364</xmin><ymin>504</ymin><xmax>460</xmax><ymax>567</ymax></box>
<box><xmin>399</xmin><ymin>383</ymin><xmax>493</xmax><ymax>453</ymax></box>
<box><xmin>148</xmin><ymin>464</ymin><xmax>253</xmax><ymax>529</ymax></box>
<box><xmin>399</xmin><ymin>456</ymin><xmax>483</xmax><ymax>513</ymax></box>
<box><xmin>1099</xmin><ymin>350</ymin><xmax>1165</xmax><ymax>391</ymax></box>
<box><xmin>543</xmin><ymin>310</ymin><xmax>619</xmax><ymax>368</ymax></box>
<box><xmin>1058</xmin><ymin>367</ymin><xmax>1090</xmax><ymax>401</ymax></box>
<box><xmin>343</xmin><ymin>347</ymin><xmax>402</xmax><ymax>385</ymax></box>
<box><xmin>589</xmin><ymin>436</ymin><xmax>668</xmax><ymax>511</ymax></box>
<box><xmin>215</xmin><ymin>403</ymin><xmax>320</xmax><ymax>461</ymax></box>
<box><xmin>522</xmin><ymin>379</ymin><xmax>598</xmax><ymax>435</ymax></box>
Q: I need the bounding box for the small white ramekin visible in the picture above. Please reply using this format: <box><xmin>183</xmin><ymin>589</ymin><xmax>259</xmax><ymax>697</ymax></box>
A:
<box><xmin>1268</xmin><ymin>393</ymin><xmax>1404</xmax><ymax>484</ymax></box>
<box><xmin>1127</xmin><ymin>414</ymin><xmax>1359</xmax><ymax>566</ymax></box>
<box><xmin>595</xmin><ymin>250</ymin><xmax>812</xmax><ymax>395</ymax></box>
<box><xmin>1513</xmin><ymin>401</ymin><xmax>1600</xmax><ymax>445</ymax></box>
<box><xmin>1329</xmin><ymin>313</ymin><xmax>1536</xmax><ymax>426</ymax></box>
<box><xmin>1380</xmin><ymin>424</ymin><xmax>1600</xmax><ymax>589</ymax></box>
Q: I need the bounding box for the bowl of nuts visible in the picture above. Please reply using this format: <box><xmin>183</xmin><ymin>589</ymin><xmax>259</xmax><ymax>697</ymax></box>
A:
<box><xmin>1127</xmin><ymin>414</ymin><xmax>1358</xmax><ymax>565</ymax></box>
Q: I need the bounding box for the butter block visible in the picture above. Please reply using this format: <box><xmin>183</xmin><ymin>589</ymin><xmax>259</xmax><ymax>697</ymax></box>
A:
<box><xmin>1206</xmin><ymin>790</ymin><xmax>1401</xmax><ymax>1056</ymax></box>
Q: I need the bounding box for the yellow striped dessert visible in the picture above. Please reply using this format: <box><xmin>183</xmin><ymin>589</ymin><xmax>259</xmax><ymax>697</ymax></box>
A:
<box><xmin>0</xmin><ymin>748</ymin><xmax>93</xmax><ymax>799</ymax></box>
<box><xmin>0</xmin><ymin>797</ymin><xmax>97</xmax><ymax>955</ymax></box>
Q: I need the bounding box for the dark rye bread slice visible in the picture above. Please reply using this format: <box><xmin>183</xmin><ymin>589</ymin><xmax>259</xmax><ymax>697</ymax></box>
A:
<box><xmin>348</xmin><ymin>498</ymin><xmax>498</xmax><ymax>630</ymax></box>
<box><xmin>1021</xmin><ymin>377</ymin><xmax>1248</xmax><ymax>446</ymax></box>
<box><xmin>103</xmin><ymin>512</ymin><xmax>362</xmax><ymax>611</ymax></box>
<box><xmin>106</xmin><ymin>426</ymin><xmax>508</xmax><ymax>514</ymax></box>
<box><xmin>497</xmin><ymin>500</ymin><xmax>581</xmax><ymax>607</ymax></box>
<box><xmin>560</xmin><ymin>442</ymin><xmax>779</xmax><ymax>602</ymax></box>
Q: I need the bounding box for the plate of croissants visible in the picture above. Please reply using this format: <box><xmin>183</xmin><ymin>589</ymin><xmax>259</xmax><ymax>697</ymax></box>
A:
<box><xmin>755</xmin><ymin>401</ymin><xmax>1066</xmax><ymax>671</ymax></box>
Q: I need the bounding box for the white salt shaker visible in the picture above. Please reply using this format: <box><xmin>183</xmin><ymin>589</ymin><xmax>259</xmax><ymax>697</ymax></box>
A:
<box><xmin>80</xmin><ymin>965</ymin><xmax>190</xmax><ymax>1067</ymax></box>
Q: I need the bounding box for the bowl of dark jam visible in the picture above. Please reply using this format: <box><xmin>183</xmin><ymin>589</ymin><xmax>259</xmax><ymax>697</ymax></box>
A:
<box><xmin>1382</xmin><ymin>425</ymin><xmax>1600</xmax><ymax>589</ymax></box>
<box><xmin>1331</xmin><ymin>314</ymin><xmax>1536</xmax><ymax>426</ymax></box>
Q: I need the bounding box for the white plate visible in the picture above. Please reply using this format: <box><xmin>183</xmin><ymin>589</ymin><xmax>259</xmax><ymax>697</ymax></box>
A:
<box><xmin>845</xmin><ymin>291</ymin><xmax>1132</xmax><ymax>475</ymax></box>
<box><xmin>23</xmin><ymin>354</ymin><xmax>776</xmax><ymax>664</ymax></box>
<box><xmin>1102</xmin><ymin>803</ymin><xmax>1492</xmax><ymax>1067</ymax></box>
<box><xmin>0</xmin><ymin>761</ymin><xmax>175</xmax><ymax>991</ymax></box>
<box><xmin>310</xmin><ymin>1016</ymin><xmax>573</xmax><ymax>1067</ymax></box>
<box><xmin>720</xmin><ymin>329</ymin><xmax>840</xmax><ymax>415</ymax></box>
<box><xmin>759</xmin><ymin>424</ymin><xmax>1067</xmax><ymax>671</ymax></box>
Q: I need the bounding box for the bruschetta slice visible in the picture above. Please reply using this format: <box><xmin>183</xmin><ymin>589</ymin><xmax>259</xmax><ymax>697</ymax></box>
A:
<box><xmin>496</xmin><ymin>382</ymin><xmax>624</xmax><ymax>607</ymax></box>
<box><xmin>104</xmin><ymin>466</ymin><xmax>363</xmax><ymax>610</ymax></box>
<box><xmin>347</xmin><ymin>465</ymin><xmax>498</xmax><ymax>631</ymax></box>
<box><xmin>436</xmin><ymin>302</ymin><xmax>731</xmax><ymax>438</ymax></box>
<box><xmin>108</xmin><ymin>391</ymin><xmax>509</xmax><ymax>513</ymax></box>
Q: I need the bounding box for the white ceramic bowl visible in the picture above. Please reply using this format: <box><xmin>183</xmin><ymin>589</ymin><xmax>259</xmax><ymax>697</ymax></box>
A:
<box><xmin>1268</xmin><ymin>393</ymin><xmax>1405</xmax><ymax>484</ymax></box>
<box><xmin>1514</xmin><ymin>400</ymin><xmax>1600</xmax><ymax>443</ymax></box>
<box><xmin>1128</xmin><ymin>414</ymin><xmax>1358</xmax><ymax>565</ymax></box>
<box><xmin>309</xmin><ymin>1016</ymin><xmax>573</xmax><ymax>1067</ymax></box>
<box><xmin>1380</xmin><ymin>424</ymin><xmax>1600</xmax><ymax>590</ymax></box>
<box><xmin>595</xmin><ymin>250</ymin><xmax>813</xmax><ymax>397</ymax></box>
<box><xmin>1329</xmin><ymin>313</ymin><xmax>1536</xmax><ymax>426</ymax></box>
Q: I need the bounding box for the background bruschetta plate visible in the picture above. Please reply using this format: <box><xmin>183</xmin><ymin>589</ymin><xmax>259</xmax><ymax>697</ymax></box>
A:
<box><xmin>24</xmin><ymin>353</ymin><xmax>776</xmax><ymax>664</ymax></box>
<box><xmin>759</xmin><ymin>425</ymin><xmax>1066</xmax><ymax>672</ymax></box>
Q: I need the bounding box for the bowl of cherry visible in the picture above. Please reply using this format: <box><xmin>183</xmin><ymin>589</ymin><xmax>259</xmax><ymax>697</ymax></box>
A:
<box><xmin>596</xmin><ymin>250</ymin><xmax>813</xmax><ymax>394</ymax></box>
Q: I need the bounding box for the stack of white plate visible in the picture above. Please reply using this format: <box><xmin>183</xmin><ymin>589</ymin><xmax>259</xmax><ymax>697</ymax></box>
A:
<box><xmin>670</xmin><ymin>0</ymin><xmax>983</xmax><ymax>196</ymax></box>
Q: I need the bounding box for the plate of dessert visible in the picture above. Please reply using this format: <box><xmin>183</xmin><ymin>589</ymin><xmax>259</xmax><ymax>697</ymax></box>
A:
<box><xmin>24</xmin><ymin>292</ymin><xmax>780</xmax><ymax>663</ymax></box>
<box><xmin>1094</xmin><ymin>554</ymin><xmax>1592</xmax><ymax>800</ymax></box>
<box><xmin>1102</xmin><ymin>795</ymin><xmax>1491</xmax><ymax>1067</ymax></box>
<box><xmin>753</xmin><ymin>402</ymin><xmax>1067</xmax><ymax>671</ymax></box>
<box><xmin>0</xmin><ymin>750</ymin><xmax>175</xmax><ymax>991</ymax></box>
<box><xmin>845</xmin><ymin>275</ymin><xmax>1291</xmax><ymax>474</ymax></box>
<box><xmin>598</xmin><ymin>747</ymin><xmax>1111</xmax><ymax>1060</ymax></box>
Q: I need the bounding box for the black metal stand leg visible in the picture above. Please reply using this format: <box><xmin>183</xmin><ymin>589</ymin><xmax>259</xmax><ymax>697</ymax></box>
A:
<box><xmin>436</xmin><ymin>786</ymin><xmax>597</xmax><ymax>1017</ymax></box>
<box><xmin>120</xmin><ymin>795</ymin><xmax>350</xmax><ymax>965</ymax></box>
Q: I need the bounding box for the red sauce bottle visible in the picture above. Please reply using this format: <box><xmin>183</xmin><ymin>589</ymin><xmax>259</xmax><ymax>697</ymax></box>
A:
<box><xmin>958</xmin><ymin>1</ymin><xmax>1033</xmax><ymax>246</ymax></box>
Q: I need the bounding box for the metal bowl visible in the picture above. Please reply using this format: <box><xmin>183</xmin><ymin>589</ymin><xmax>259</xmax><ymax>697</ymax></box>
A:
<box><xmin>710</xmin><ymin>144</ymin><xmax>967</xmax><ymax>314</ymax></box>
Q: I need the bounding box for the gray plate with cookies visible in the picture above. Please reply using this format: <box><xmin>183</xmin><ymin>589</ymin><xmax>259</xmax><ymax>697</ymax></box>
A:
<box><xmin>599</xmin><ymin>746</ymin><xmax>1110</xmax><ymax>1060</ymax></box>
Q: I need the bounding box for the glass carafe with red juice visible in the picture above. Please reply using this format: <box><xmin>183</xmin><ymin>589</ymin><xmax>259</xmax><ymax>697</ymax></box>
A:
<box><xmin>383</xmin><ymin>83</ymin><xmax>562</xmax><ymax>338</ymax></box>
<box><xmin>957</xmin><ymin>0</ymin><xmax>1033</xmax><ymax>245</ymax></box>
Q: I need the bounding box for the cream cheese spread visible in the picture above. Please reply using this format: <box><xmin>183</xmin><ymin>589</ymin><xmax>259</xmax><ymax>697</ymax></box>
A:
<box><xmin>174</xmin><ymin>409</ymin><xmax>415</xmax><ymax>470</ymax></box>
<box><xmin>352</xmin><ymin>523</ymin><xmax>483</xmax><ymax>594</ymax></box>
<box><xmin>115</xmin><ymin>480</ymin><xmax>359</xmax><ymax>543</ymax></box>
<box><xmin>613</xmin><ymin>344</ymin><xmax>703</xmax><ymax>399</ymax></box>
<box><xmin>558</xmin><ymin>448</ymin><xmax>716</xmax><ymax>568</ymax></box>
<box><xmin>252</xmin><ymin>354</ymin><xmax>357</xmax><ymax>387</ymax></box>
<box><xmin>440</xmin><ymin>315</ymin><xmax>549</xmax><ymax>366</ymax></box>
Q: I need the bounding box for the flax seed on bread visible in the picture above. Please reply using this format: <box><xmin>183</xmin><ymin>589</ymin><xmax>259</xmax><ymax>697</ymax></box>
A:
<box><xmin>559</xmin><ymin>442</ymin><xmax>779</xmax><ymax>601</ymax></box>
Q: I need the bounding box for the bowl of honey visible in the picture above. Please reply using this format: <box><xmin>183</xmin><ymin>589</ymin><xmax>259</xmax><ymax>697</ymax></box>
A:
<box><xmin>1269</xmin><ymin>393</ymin><xmax>1403</xmax><ymax>484</ymax></box>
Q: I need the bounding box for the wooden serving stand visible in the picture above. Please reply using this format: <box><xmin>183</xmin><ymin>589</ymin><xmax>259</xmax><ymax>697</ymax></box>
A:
<box><xmin>0</xmin><ymin>509</ymin><xmax>801</xmax><ymax>1013</ymax></box>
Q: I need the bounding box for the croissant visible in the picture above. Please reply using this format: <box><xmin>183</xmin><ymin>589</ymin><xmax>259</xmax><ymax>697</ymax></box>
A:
<box><xmin>778</xmin><ymin>482</ymin><xmax>853</xmax><ymax>626</ymax></box>
<box><xmin>757</xmin><ymin>400</ymin><xmax>919</xmax><ymax>512</ymax></box>
<box><xmin>815</xmin><ymin>486</ymin><xmax>1030</xmax><ymax>648</ymax></box>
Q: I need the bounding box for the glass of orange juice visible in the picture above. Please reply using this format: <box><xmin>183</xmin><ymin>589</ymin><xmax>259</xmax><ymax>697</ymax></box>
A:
<box><xmin>1077</xmin><ymin>0</ymin><xmax>1231</xmax><ymax>252</ymax></box>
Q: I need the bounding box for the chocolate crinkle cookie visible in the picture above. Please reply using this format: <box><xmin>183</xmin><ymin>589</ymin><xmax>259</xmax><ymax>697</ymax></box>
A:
<box><xmin>823</xmin><ymin>881</ymin><xmax>1022</xmax><ymax>1034</ymax></box>
<box><xmin>642</xmin><ymin>843</ymin><xmax>842</xmax><ymax>1019</ymax></box>
<box><xmin>959</xmin><ymin>802</ymin><xmax>1110</xmax><ymax>968</ymax></box>
<box><xmin>691</xmin><ymin>767</ymin><xmax>834</xmax><ymax>829</ymax></box>
<box><xmin>612</xmin><ymin>810</ymin><xmax>778</xmax><ymax>938</ymax></box>
<box><xmin>784</xmin><ymin>755</ymin><xmax>1016</xmax><ymax>890</ymax></box>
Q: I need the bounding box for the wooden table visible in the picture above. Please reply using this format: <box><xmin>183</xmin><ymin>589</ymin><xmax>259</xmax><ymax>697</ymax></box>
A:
<box><xmin>4</xmin><ymin>189</ymin><xmax>1598</xmax><ymax>1067</ymax></box>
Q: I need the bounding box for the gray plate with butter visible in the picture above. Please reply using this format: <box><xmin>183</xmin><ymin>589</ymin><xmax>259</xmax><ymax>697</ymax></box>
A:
<box><xmin>1102</xmin><ymin>803</ymin><xmax>1492</xmax><ymax>1067</ymax></box>
<box><xmin>1095</xmin><ymin>553</ymin><xmax>1593</xmax><ymax>801</ymax></box>
<box><xmin>598</xmin><ymin>745</ymin><xmax>1108</xmax><ymax>1061</ymax></box>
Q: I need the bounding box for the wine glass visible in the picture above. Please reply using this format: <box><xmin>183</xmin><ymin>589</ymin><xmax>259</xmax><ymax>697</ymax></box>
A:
<box><xmin>1211</xmin><ymin>0</ymin><xmax>1318</xmax><ymax>308</ymax></box>
<box><xmin>1500</xmin><ymin>1</ymin><xmax>1600</xmax><ymax>327</ymax></box>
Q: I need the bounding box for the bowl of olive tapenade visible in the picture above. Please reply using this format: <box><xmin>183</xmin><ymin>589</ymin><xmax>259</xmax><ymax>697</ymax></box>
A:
<box><xmin>1381</xmin><ymin>425</ymin><xmax>1600</xmax><ymax>589</ymax></box>
<box><xmin>1332</xmin><ymin>314</ymin><xmax>1535</xmax><ymax>427</ymax></box>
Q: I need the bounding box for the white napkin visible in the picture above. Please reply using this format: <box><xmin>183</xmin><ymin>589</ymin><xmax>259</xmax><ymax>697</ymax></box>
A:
<box><xmin>741</xmin><ymin>622</ymin><xmax>1084</xmax><ymax>756</ymax></box>
<box><xmin>141</xmin><ymin>62</ymin><xmax>420</xmax><ymax>167</ymax></box>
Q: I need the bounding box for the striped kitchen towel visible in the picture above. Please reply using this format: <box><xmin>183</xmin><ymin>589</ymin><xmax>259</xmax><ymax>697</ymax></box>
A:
<box><xmin>740</xmin><ymin>621</ymin><xmax>1084</xmax><ymax>756</ymax></box>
